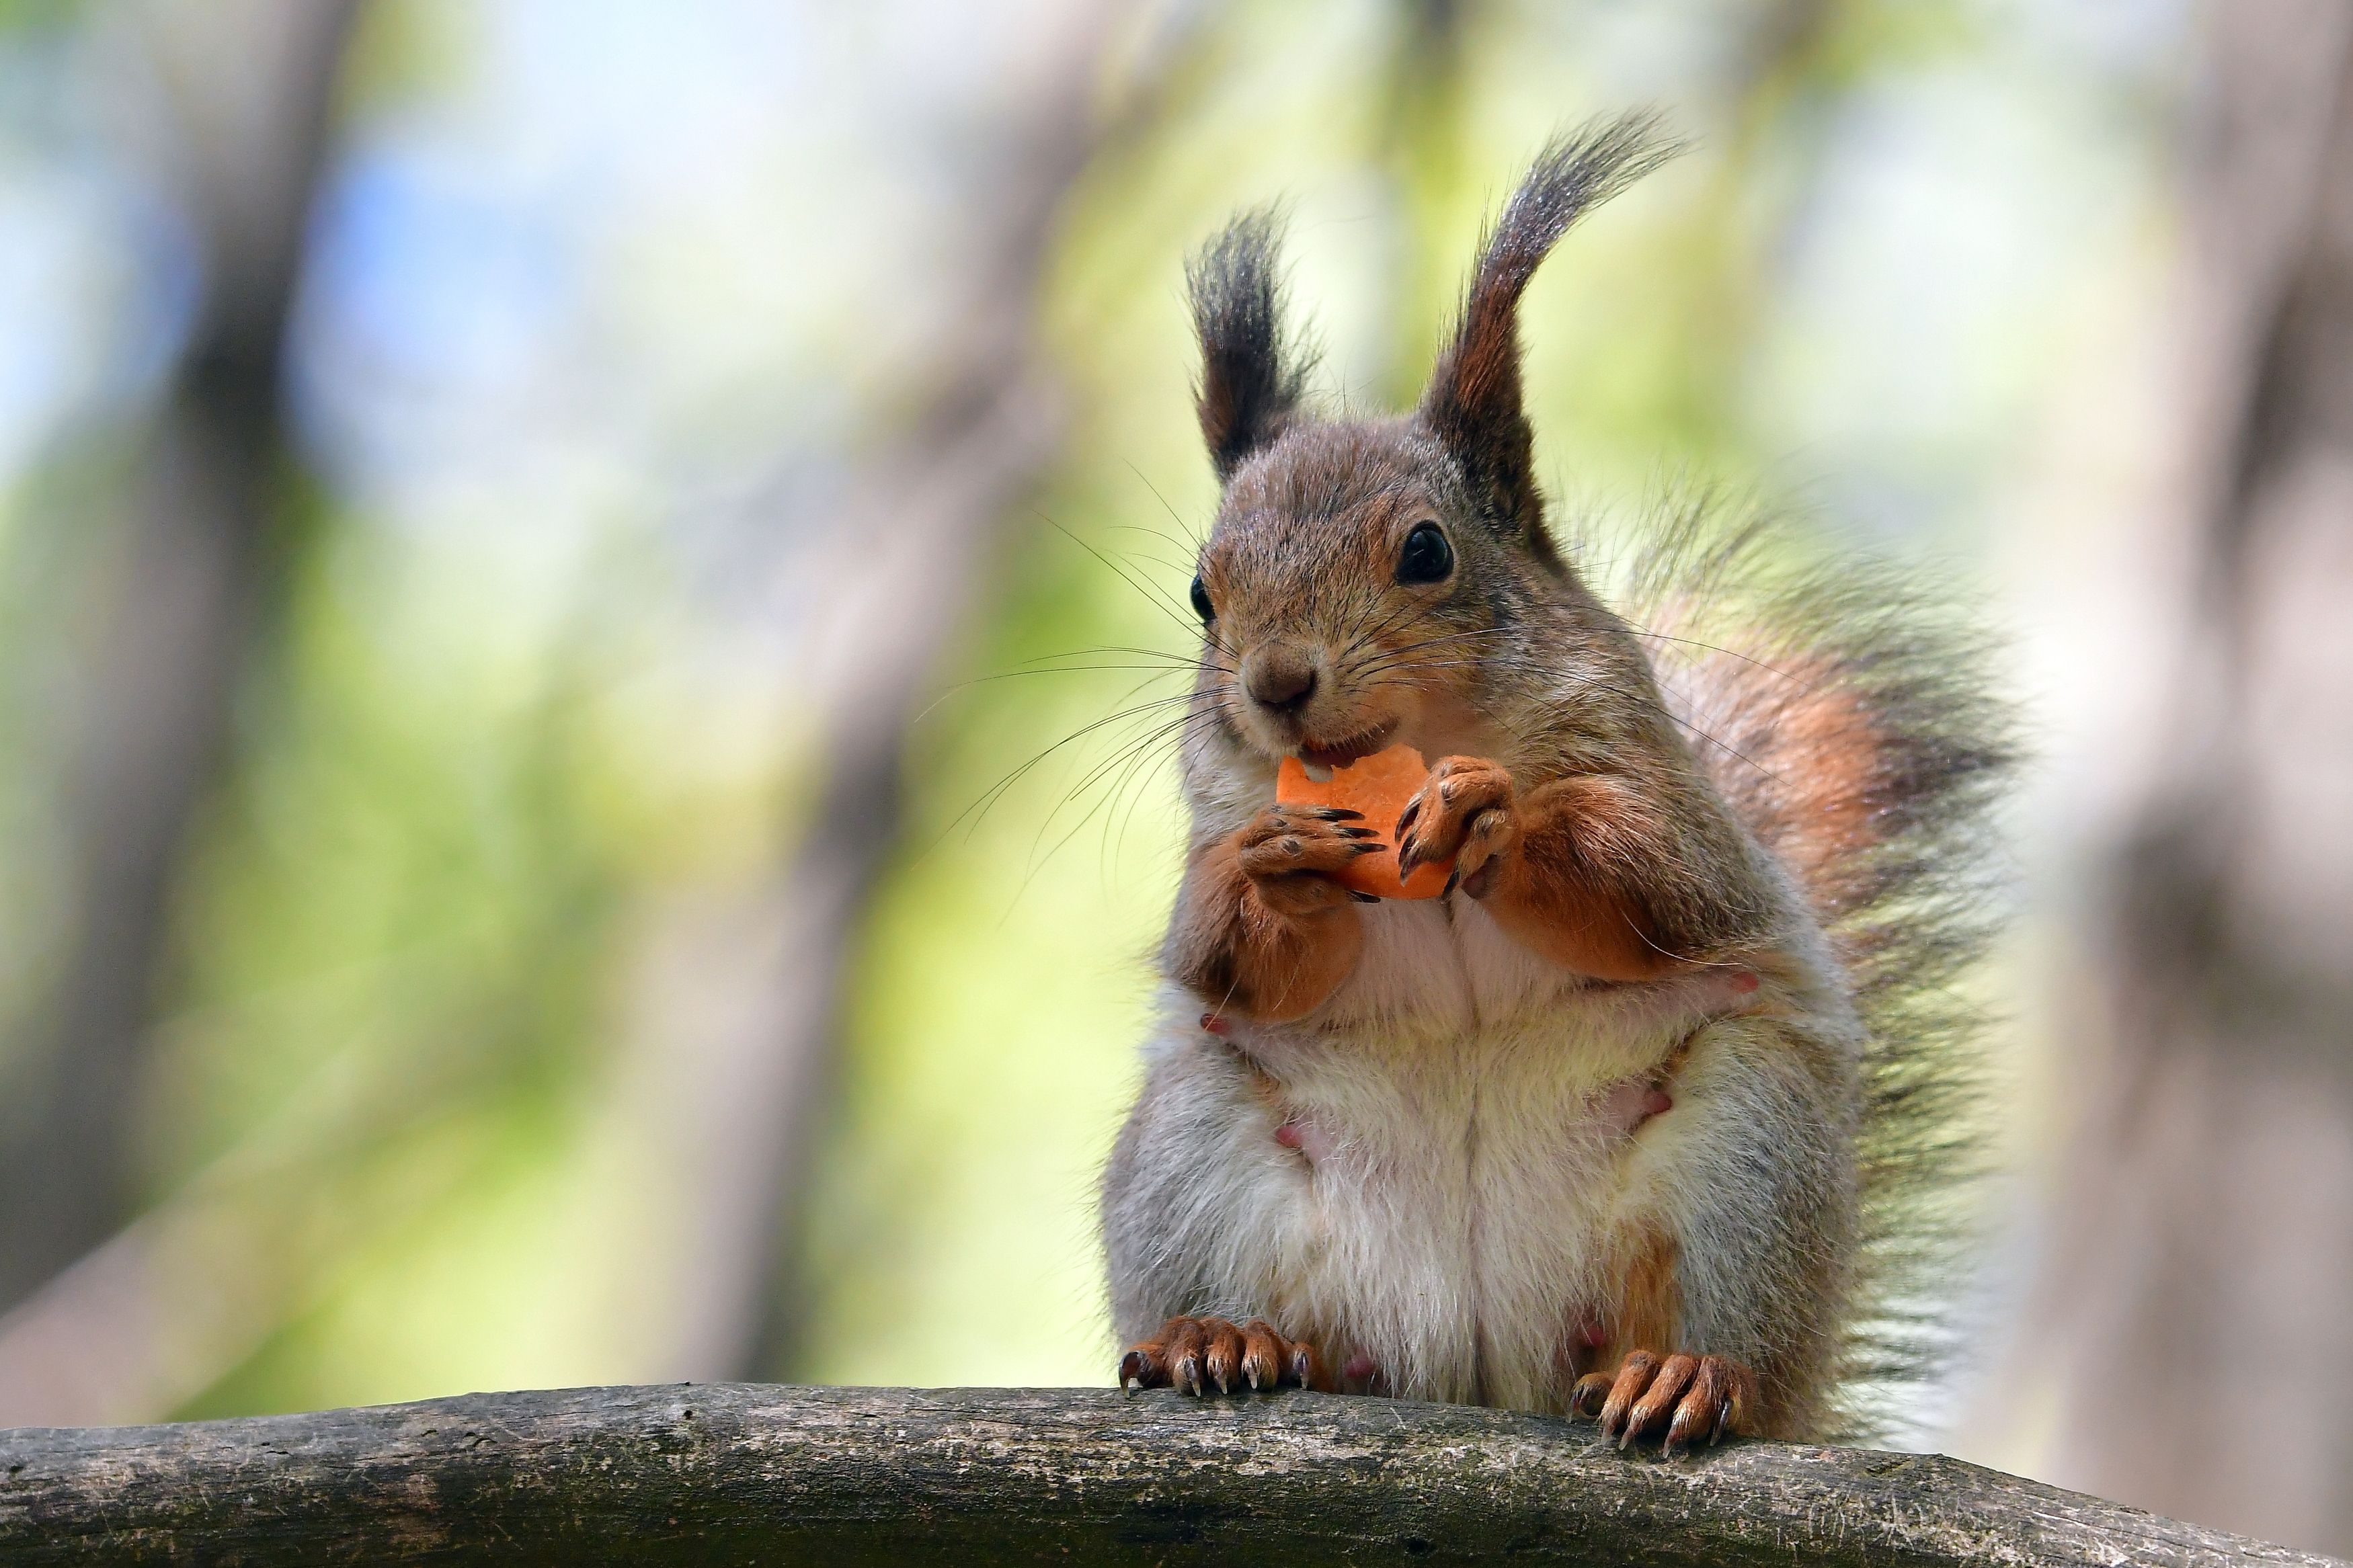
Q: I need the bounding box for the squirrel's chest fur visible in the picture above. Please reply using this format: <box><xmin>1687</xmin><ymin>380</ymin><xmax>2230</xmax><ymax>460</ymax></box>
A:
<box><xmin>1135</xmin><ymin>896</ymin><xmax>1730</xmax><ymax>1412</ymax></box>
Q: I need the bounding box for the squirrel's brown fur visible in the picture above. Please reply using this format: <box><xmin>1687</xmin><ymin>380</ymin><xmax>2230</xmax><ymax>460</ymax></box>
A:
<box><xmin>1101</xmin><ymin>115</ymin><xmax>2014</xmax><ymax>1444</ymax></box>
<box><xmin>1616</xmin><ymin>500</ymin><xmax>2016</xmax><ymax>1426</ymax></box>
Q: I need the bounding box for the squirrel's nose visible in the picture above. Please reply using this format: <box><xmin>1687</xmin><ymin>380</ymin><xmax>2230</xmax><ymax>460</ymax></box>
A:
<box><xmin>1244</xmin><ymin>645</ymin><xmax>1319</xmax><ymax>714</ymax></box>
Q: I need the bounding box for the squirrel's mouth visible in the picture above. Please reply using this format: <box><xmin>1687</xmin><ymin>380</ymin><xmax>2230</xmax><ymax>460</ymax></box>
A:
<box><xmin>1295</xmin><ymin>718</ymin><xmax>1398</xmax><ymax>775</ymax></box>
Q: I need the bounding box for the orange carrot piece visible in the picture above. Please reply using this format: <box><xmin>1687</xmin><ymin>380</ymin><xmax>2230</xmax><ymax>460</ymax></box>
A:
<box><xmin>1274</xmin><ymin>745</ymin><xmax>1453</xmax><ymax>900</ymax></box>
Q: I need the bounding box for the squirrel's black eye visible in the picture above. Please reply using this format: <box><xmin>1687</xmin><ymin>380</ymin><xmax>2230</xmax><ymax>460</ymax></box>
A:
<box><xmin>1189</xmin><ymin>573</ymin><xmax>1214</xmax><ymax>622</ymax></box>
<box><xmin>1396</xmin><ymin>522</ymin><xmax>1454</xmax><ymax>585</ymax></box>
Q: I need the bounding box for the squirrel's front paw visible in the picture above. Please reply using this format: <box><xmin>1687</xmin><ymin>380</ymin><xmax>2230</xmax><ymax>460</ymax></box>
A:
<box><xmin>1238</xmin><ymin>806</ymin><xmax>1383</xmax><ymax>915</ymax></box>
<box><xmin>1571</xmin><ymin>1349</ymin><xmax>1752</xmax><ymax>1453</ymax></box>
<box><xmin>1119</xmin><ymin>1315</ymin><xmax>1328</xmax><ymax>1395</ymax></box>
<box><xmin>1395</xmin><ymin>756</ymin><xmax>1517</xmax><ymax>895</ymax></box>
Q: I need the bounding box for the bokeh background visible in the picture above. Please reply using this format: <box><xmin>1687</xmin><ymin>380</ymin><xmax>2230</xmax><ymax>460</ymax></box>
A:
<box><xmin>6</xmin><ymin>0</ymin><xmax>2353</xmax><ymax>1553</ymax></box>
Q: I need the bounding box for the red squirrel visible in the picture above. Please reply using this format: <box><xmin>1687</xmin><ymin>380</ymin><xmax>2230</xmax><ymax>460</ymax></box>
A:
<box><xmin>1100</xmin><ymin>116</ymin><xmax>2013</xmax><ymax>1446</ymax></box>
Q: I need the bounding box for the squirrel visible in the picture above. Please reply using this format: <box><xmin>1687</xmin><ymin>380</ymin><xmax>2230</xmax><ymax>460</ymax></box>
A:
<box><xmin>1100</xmin><ymin>114</ymin><xmax>2013</xmax><ymax>1447</ymax></box>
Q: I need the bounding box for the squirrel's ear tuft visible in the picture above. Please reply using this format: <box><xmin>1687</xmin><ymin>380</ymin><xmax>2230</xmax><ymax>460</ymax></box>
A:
<box><xmin>1188</xmin><ymin>209</ymin><xmax>1313</xmax><ymax>483</ymax></box>
<box><xmin>1422</xmin><ymin>114</ymin><xmax>1680</xmax><ymax>532</ymax></box>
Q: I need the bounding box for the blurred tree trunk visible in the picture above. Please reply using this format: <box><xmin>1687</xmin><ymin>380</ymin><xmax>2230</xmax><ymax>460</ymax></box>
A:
<box><xmin>0</xmin><ymin>0</ymin><xmax>1163</xmax><ymax>1420</ymax></box>
<box><xmin>0</xmin><ymin>0</ymin><xmax>358</xmax><ymax>1311</ymax></box>
<box><xmin>608</xmin><ymin>3</ymin><xmax>1166</xmax><ymax>1384</ymax></box>
<box><xmin>2018</xmin><ymin>1</ymin><xmax>2353</xmax><ymax>1553</ymax></box>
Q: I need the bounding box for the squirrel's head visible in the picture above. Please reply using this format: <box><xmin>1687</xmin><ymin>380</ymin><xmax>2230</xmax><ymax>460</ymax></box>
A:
<box><xmin>1184</xmin><ymin>116</ymin><xmax>1677</xmax><ymax>772</ymax></box>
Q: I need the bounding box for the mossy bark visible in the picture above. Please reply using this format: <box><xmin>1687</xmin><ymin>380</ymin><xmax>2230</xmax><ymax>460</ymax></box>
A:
<box><xmin>0</xmin><ymin>1385</ymin><xmax>2337</xmax><ymax>1565</ymax></box>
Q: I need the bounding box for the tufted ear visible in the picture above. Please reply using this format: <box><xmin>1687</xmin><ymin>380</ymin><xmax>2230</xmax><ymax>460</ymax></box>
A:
<box><xmin>1421</xmin><ymin>115</ymin><xmax>1679</xmax><ymax>532</ymax></box>
<box><xmin>1187</xmin><ymin>209</ymin><xmax>1313</xmax><ymax>483</ymax></box>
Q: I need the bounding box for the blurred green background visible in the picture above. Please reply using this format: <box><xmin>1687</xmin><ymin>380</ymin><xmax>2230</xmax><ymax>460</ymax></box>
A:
<box><xmin>0</xmin><ymin>0</ymin><xmax>2182</xmax><ymax>1464</ymax></box>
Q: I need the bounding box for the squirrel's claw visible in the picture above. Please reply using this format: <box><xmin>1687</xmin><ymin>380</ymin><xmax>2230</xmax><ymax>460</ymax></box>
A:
<box><xmin>1117</xmin><ymin>1316</ymin><xmax>1326</xmax><ymax>1397</ymax></box>
<box><xmin>1238</xmin><ymin>807</ymin><xmax>1390</xmax><ymax>914</ymax></box>
<box><xmin>1574</xmin><ymin>1347</ymin><xmax>1753</xmax><ymax>1453</ymax></box>
<box><xmin>1394</xmin><ymin>757</ymin><xmax>1517</xmax><ymax>884</ymax></box>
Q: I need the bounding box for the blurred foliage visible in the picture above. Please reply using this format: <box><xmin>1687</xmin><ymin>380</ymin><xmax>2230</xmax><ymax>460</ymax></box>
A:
<box><xmin>0</xmin><ymin>0</ymin><xmax>2182</xmax><ymax>1419</ymax></box>
<box><xmin>0</xmin><ymin>0</ymin><xmax>76</xmax><ymax>35</ymax></box>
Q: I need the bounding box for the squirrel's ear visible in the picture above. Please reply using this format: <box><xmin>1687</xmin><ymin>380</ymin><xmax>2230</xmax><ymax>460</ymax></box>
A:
<box><xmin>1421</xmin><ymin>115</ymin><xmax>1679</xmax><ymax>532</ymax></box>
<box><xmin>1188</xmin><ymin>209</ymin><xmax>1312</xmax><ymax>484</ymax></box>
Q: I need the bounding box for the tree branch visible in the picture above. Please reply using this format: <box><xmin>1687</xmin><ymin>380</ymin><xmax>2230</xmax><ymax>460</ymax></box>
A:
<box><xmin>0</xmin><ymin>1385</ymin><xmax>2333</xmax><ymax>1566</ymax></box>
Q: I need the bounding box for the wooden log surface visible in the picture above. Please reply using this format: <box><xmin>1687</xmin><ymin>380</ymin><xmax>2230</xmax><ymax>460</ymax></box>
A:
<box><xmin>0</xmin><ymin>1384</ymin><xmax>2336</xmax><ymax>1565</ymax></box>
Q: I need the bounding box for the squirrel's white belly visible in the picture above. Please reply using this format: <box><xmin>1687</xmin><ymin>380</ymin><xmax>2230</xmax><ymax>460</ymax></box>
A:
<box><xmin>1194</xmin><ymin>898</ymin><xmax>1726</xmax><ymax>1411</ymax></box>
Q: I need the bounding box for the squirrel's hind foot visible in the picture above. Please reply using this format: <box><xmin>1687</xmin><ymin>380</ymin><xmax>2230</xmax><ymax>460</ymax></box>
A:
<box><xmin>1119</xmin><ymin>1316</ymin><xmax>1327</xmax><ymax>1395</ymax></box>
<box><xmin>1572</xmin><ymin>1349</ymin><xmax>1752</xmax><ymax>1453</ymax></box>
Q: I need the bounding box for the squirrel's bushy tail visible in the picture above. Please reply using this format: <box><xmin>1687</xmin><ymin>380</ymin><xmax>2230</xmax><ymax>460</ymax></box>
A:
<box><xmin>1595</xmin><ymin>495</ymin><xmax>2018</xmax><ymax>1440</ymax></box>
